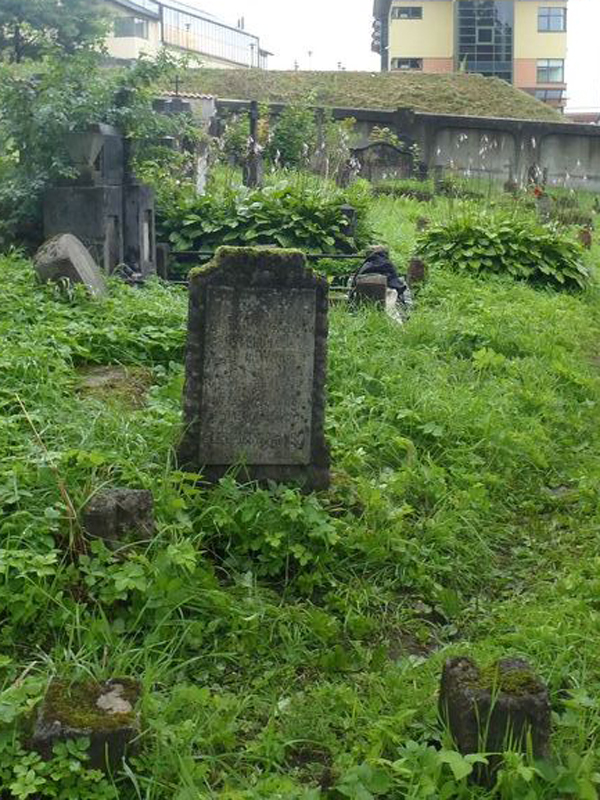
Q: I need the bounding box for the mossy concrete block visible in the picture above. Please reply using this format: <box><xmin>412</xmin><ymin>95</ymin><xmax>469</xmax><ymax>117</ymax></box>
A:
<box><xmin>179</xmin><ymin>246</ymin><xmax>330</xmax><ymax>490</ymax></box>
<box><xmin>440</xmin><ymin>657</ymin><xmax>551</xmax><ymax>785</ymax></box>
<box><xmin>31</xmin><ymin>679</ymin><xmax>141</xmax><ymax>772</ymax></box>
<box><xmin>83</xmin><ymin>488</ymin><xmax>155</xmax><ymax>547</ymax></box>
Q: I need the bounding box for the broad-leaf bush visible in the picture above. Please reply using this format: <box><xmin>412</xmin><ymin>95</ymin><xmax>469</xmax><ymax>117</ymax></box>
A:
<box><xmin>417</xmin><ymin>211</ymin><xmax>590</xmax><ymax>289</ymax></box>
<box><xmin>160</xmin><ymin>176</ymin><xmax>373</xmax><ymax>253</ymax></box>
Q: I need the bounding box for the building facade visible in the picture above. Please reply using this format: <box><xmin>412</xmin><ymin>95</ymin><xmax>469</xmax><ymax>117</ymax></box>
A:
<box><xmin>372</xmin><ymin>0</ymin><xmax>568</xmax><ymax>108</ymax></box>
<box><xmin>104</xmin><ymin>0</ymin><xmax>271</xmax><ymax>68</ymax></box>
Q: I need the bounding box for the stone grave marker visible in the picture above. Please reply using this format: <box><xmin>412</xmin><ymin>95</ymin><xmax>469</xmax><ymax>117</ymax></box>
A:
<box><xmin>178</xmin><ymin>246</ymin><xmax>329</xmax><ymax>490</ymax></box>
<box><xmin>34</xmin><ymin>234</ymin><xmax>107</xmax><ymax>297</ymax></box>
<box><xmin>31</xmin><ymin>678</ymin><xmax>141</xmax><ymax>772</ymax></box>
<box><xmin>351</xmin><ymin>141</ymin><xmax>413</xmax><ymax>184</ymax></box>
<box><xmin>439</xmin><ymin>656</ymin><xmax>551</xmax><ymax>786</ymax></box>
<box><xmin>354</xmin><ymin>274</ymin><xmax>388</xmax><ymax>306</ymax></box>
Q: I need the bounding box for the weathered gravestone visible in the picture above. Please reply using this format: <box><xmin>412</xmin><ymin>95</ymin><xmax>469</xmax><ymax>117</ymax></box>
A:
<box><xmin>178</xmin><ymin>246</ymin><xmax>330</xmax><ymax>490</ymax></box>
<box><xmin>440</xmin><ymin>656</ymin><xmax>551</xmax><ymax>786</ymax></box>
<box><xmin>34</xmin><ymin>234</ymin><xmax>107</xmax><ymax>297</ymax></box>
<box><xmin>352</xmin><ymin>142</ymin><xmax>413</xmax><ymax>184</ymax></box>
<box><xmin>354</xmin><ymin>274</ymin><xmax>388</xmax><ymax>306</ymax></box>
<box><xmin>31</xmin><ymin>678</ymin><xmax>141</xmax><ymax>773</ymax></box>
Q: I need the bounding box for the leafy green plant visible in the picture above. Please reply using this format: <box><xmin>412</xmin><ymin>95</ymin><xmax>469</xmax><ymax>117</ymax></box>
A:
<box><xmin>161</xmin><ymin>176</ymin><xmax>373</xmax><ymax>254</ymax></box>
<box><xmin>417</xmin><ymin>211</ymin><xmax>590</xmax><ymax>289</ymax></box>
<box><xmin>195</xmin><ymin>478</ymin><xmax>340</xmax><ymax>587</ymax></box>
<box><xmin>265</xmin><ymin>100</ymin><xmax>317</xmax><ymax>169</ymax></box>
<box><xmin>372</xmin><ymin>178</ymin><xmax>434</xmax><ymax>202</ymax></box>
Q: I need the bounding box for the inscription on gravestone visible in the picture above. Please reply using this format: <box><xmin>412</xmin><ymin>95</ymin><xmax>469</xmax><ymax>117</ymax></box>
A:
<box><xmin>178</xmin><ymin>247</ymin><xmax>329</xmax><ymax>490</ymax></box>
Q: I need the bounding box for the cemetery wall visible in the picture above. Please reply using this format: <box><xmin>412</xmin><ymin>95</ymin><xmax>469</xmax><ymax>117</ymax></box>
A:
<box><xmin>216</xmin><ymin>99</ymin><xmax>600</xmax><ymax>191</ymax></box>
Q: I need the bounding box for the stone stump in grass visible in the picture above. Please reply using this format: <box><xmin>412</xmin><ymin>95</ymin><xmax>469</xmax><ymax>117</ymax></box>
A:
<box><xmin>439</xmin><ymin>657</ymin><xmax>551</xmax><ymax>786</ymax></box>
<box><xmin>406</xmin><ymin>258</ymin><xmax>428</xmax><ymax>291</ymax></box>
<box><xmin>578</xmin><ymin>227</ymin><xmax>593</xmax><ymax>250</ymax></box>
<box><xmin>31</xmin><ymin>679</ymin><xmax>141</xmax><ymax>772</ymax></box>
<box><xmin>83</xmin><ymin>488</ymin><xmax>155</xmax><ymax>548</ymax></box>
<box><xmin>178</xmin><ymin>246</ymin><xmax>330</xmax><ymax>491</ymax></box>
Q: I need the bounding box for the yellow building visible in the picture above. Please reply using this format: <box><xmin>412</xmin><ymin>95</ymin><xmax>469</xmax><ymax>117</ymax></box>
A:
<box><xmin>103</xmin><ymin>0</ymin><xmax>271</xmax><ymax>69</ymax></box>
<box><xmin>372</xmin><ymin>0</ymin><xmax>568</xmax><ymax>108</ymax></box>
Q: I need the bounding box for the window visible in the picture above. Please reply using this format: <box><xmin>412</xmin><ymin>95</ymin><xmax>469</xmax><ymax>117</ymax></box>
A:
<box><xmin>114</xmin><ymin>16</ymin><xmax>149</xmax><ymax>38</ymax></box>
<box><xmin>534</xmin><ymin>88</ymin><xmax>564</xmax><ymax>101</ymax></box>
<box><xmin>538</xmin><ymin>7</ymin><xmax>567</xmax><ymax>32</ymax></box>
<box><xmin>391</xmin><ymin>7</ymin><xmax>423</xmax><ymax>20</ymax></box>
<box><xmin>457</xmin><ymin>1</ymin><xmax>514</xmax><ymax>82</ymax></box>
<box><xmin>537</xmin><ymin>58</ymin><xmax>565</xmax><ymax>83</ymax></box>
<box><xmin>391</xmin><ymin>58</ymin><xmax>423</xmax><ymax>70</ymax></box>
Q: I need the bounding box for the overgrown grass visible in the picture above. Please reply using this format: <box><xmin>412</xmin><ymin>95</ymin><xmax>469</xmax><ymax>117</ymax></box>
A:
<box><xmin>1</xmin><ymin>189</ymin><xmax>600</xmax><ymax>798</ymax></box>
<box><xmin>181</xmin><ymin>69</ymin><xmax>564</xmax><ymax>122</ymax></box>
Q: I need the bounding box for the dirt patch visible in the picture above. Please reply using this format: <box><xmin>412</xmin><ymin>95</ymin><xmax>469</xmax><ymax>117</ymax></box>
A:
<box><xmin>77</xmin><ymin>365</ymin><xmax>153</xmax><ymax>408</ymax></box>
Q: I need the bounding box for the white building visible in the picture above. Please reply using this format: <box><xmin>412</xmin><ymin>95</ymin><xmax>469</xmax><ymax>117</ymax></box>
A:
<box><xmin>104</xmin><ymin>0</ymin><xmax>271</xmax><ymax>68</ymax></box>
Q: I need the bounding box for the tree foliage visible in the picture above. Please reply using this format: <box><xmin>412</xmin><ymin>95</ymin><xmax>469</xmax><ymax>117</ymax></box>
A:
<box><xmin>0</xmin><ymin>50</ymin><xmax>199</xmax><ymax>249</ymax></box>
<box><xmin>0</xmin><ymin>0</ymin><xmax>108</xmax><ymax>63</ymax></box>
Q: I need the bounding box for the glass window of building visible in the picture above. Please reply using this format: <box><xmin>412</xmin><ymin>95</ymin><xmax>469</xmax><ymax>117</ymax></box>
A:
<box><xmin>161</xmin><ymin>6</ymin><xmax>260</xmax><ymax>67</ymax></box>
<box><xmin>457</xmin><ymin>1</ymin><xmax>514</xmax><ymax>83</ymax></box>
<box><xmin>538</xmin><ymin>7</ymin><xmax>567</xmax><ymax>32</ymax></box>
<box><xmin>391</xmin><ymin>57</ymin><xmax>423</xmax><ymax>70</ymax></box>
<box><xmin>534</xmin><ymin>88</ymin><xmax>564</xmax><ymax>101</ymax></box>
<box><xmin>391</xmin><ymin>7</ymin><xmax>423</xmax><ymax>20</ymax></box>
<box><xmin>114</xmin><ymin>16</ymin><xmax>149</xmax><ymax>38</ymax></box>
<box><xmin>537</xmin><ymin>59</ymin><xmax>565</xmax><ymax>83</ymax></box>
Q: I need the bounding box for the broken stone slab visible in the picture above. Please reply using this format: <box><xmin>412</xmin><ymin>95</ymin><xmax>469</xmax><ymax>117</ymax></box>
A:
<box><xmin>33</xmin><ymin>234</ymin><xmax>107</xmax><ymax>298</ymax></box>
<box><xmin>439</xmin><ymin>656</ymin><xmax>551</xmax><ymax>785</ymax></box>
<box><xmin>31</xmin><ymin>678</ymin><xmax>141</xmax><ymax>772</ymax></box>
<box><xmin>83</xmin><ymin>488</ymin><xmax>155</xmax><ymax>547</ymax></box>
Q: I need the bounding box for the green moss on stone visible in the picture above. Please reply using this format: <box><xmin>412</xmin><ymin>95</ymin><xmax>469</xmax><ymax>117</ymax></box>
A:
<box><xmin>471</xmin><ymin>662</ymin><xmax>544</xmax><ymax>697</ymax></box>
<box><xmin>42</xmin><ymin>679</ymin><xmax>140</xmax><ymax>732</ymax></box>
<box><xmin>188</xmin><ymin>246</ymin><xmax>308</xmax><ymax>280</ymax></box>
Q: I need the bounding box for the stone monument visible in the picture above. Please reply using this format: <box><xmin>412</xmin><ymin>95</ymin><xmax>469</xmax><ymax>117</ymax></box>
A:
<box><xmin>43</xmin><ymin>124</ymin><xmax>156</xmax><ymax>277</ymax></box>
<box><xmin>178</xmin><ymin>246</ymin><xmax>330</xmax><ymax>490</ymax></box>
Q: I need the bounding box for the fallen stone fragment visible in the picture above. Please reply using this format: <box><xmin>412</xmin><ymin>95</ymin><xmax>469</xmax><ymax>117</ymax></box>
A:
<box><xmin>33</xmin><ymin>233</ymin><xmax>107</xmax><ymax>297</ymax></box>
<box><xmin>31</xmin><ymin>679</ymin><xmax>141</xmax><ymax>772</ymax></box>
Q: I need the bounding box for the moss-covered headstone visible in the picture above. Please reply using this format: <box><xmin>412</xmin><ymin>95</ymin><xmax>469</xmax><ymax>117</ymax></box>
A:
<box><xmin>439</xmin><ymin>657</ymin><xmax>551</xmax><ymax>785</ymax></box>
<box><xmin>31</xmin><ymin>679</ymin><xmax>141</xmax><ymax>772</ymax></box>
<box><xmin>178</xmin><ymin>246</ymin><xmax>330</xmax><ymax>490</ymax></box>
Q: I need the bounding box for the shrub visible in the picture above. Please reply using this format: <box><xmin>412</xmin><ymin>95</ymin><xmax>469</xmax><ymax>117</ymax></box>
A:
<box><xmin>417</xmin><ymin>212</ymin><xmax>590</xmax><ymax>289</ymax></box>
<box><xmin>552</xmin><ymin>208</ymin><xmax>594</xmax><ymax>229</ymax></box>
<box><xmin>160</xmin><ymin>178</ymin><xmax>373</xmax><ymax>254</ymax></box>
<box><xmin>265</xmin><ymin>100</ymin><xmax>317</xmax><ymax>169</ymax></box>
<box><xmin>372</xmin><ymin>179</ymin><xmax>434</xmax><ymax>203</ymax></box>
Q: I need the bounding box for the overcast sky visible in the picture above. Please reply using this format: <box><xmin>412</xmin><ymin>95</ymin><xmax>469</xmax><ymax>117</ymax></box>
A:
<box><xmin>193</xmin><ymin>0</ymin><xmax>599</xmax><ymax>110</ymax></box>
